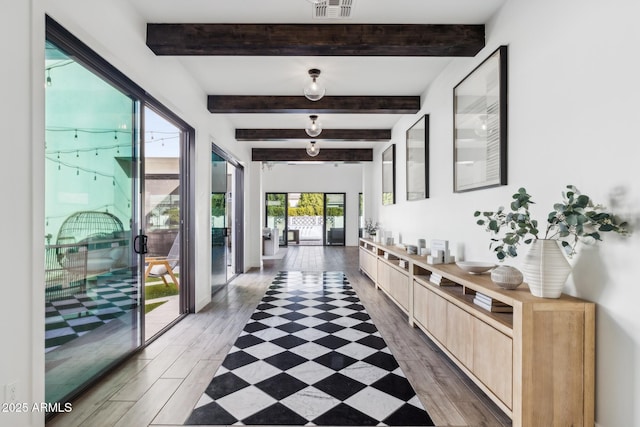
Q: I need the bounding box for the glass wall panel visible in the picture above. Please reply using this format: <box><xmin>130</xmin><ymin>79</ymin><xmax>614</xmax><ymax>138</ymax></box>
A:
<box><xmin>211</xmin><ymin>152</ymin><xmax>227</xmax><ymax>293</ymax></box>
<box><xmin>44</xmin><ymin>40</ymin><xmax>141</xmax><ymax>405</ymax></box>
<box><xmin>265</xmin><ymin>193</ymin><xmax>287</xmax><ymax>246</ymax></box>
<box><xmin>143</xmin><ymin>107</ymin><xmax>182</xmax><ymax>340</ymax></box>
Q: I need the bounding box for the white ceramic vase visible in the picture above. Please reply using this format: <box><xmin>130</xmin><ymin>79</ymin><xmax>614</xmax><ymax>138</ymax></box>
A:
<box><xmin>490</xmin><ymin>265</ymin><xmax>524</xmax><ymax>290</ymax></box>
<box><xmin>522</xmin><ymin>239</ymin><xmax>572</xmax><ymax>298</ymax></box>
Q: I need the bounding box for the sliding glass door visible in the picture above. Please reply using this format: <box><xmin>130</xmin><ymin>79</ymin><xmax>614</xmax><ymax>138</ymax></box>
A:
<box><xmin>263</xmin><ymin>192</ymin><xmax>345</xmax><ymax>247</ymax></box>
<box><xmin>211</xmin><ymin>149</ymin><xmax>243</xmax><ymax>293</ymax></box>
<box><xmin>45</xmin><ymin>17</ymin><xmax>193</xmax><ymax>411</ymax></box>
<box><xmin>211</xmin><ymin>152</ymin><xmax>228</xmax><ymax>293</ymax></box>
<box><xmin>143</xmin><ymin>106</ymin><xmax>184</xmax><ymax>340</ymax></box>
<box><xmin>45</xmin><ymin>37</ymin><xmax>142</xmax><ymax>405</ymax></box>
<box><xmin>325</xmin><ymin>193</ymin><xmax>346</xmax><ymax>246</ymax></box>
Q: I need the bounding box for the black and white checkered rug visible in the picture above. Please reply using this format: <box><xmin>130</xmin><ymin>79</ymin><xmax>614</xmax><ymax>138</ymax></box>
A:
<box><xmin>186</xmin><ymin>271</ymin><xmax>434</xmax><ymax>426</ymax></box>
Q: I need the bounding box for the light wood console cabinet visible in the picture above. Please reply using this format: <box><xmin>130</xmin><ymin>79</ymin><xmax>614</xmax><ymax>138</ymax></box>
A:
<box><xmin>359</xmin><ymin>238</ymin><xmax>595</xmax><ymax>427</ymax></box>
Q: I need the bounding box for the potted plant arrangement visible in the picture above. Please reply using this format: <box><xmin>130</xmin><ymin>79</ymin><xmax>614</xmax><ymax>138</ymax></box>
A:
<box><xmin>364</xmin><ymin>218</ymin><xmax>380</xmax><ymax>242</ymax></box>
<box><xmin>474</xmin><ymin>186</ymin><xmax>628</xmax><ymax>297</ymax></box>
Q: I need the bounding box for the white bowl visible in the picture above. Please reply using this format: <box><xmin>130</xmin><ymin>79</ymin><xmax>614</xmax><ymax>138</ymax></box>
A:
<box><xmin>456</xmin><ymin>261</ymin><xmax>496</xmax><ymax>274</ymax></box>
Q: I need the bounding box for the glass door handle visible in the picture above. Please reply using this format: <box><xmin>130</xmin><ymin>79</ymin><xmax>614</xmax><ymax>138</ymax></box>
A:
<box><xmin>134</xmin><ymin>234</ymin><xmax>148</xmax><ymax>254</ymax></box>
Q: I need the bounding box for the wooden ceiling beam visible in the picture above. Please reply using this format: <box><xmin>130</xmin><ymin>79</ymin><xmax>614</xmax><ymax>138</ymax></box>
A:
<box><xmin>209</xmin><ymin>95</ymin><xmax>419</xmax><ymax>114</ymax></box>
<box><xmin>147</xmin><ymin>24</ymin><xmax>485</xmax><ymax>57</ymax></box>
<box><xmin>236</xmin><ymin>129</ymin><xmax>391</xmax><ymax>141</ymax></box>
<box><xmin>252</xmin><ymin>148</ymin><xmax>372</xmax><ymax>162</ymax></box>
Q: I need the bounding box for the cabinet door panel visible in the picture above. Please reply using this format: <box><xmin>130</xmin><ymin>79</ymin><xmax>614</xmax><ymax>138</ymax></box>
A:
<box><xmin>473</xmin><ymin>317</ymin><xmax>513</xmax><ymax>409</ymax></box>
<box><xmin>376</xmin><ymin>259</ymin><xmax>389</xmax><ymax>291</ymax></box>
<box><xmin>446</xmin><ymin>303</ymin><xmax>474</xmax><ymax>368</ymax></box>
<box><xmin>387</xmin><ymin>266</ymin><xmax>409</xmax><ymax>309</ymax></box>
<box><xmin>359</xmin><ymin>248</ymin><xmax>377</xmax><ymax>281</ymax></box>
<box><xmin>427</xmin><ymin>289</ymin><xmax>447</xmax><ymax>345</ymax></box>
<box><xmin>413</xmin><ymin>281</ymin><xmax>429</xmax><ymax>329</ymax></box>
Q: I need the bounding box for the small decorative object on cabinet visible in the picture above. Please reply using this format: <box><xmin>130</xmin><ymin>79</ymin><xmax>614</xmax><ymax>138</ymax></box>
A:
<box><xmin>474</xmin><ymin>185</ymin><xmax>629</xmax><ymax>297</ymax></box>
<box><xmin>364</xmin><ymin>218</ymin><xmax>379</xmax><ymax>240</ymax></box>
<box><xmin>490</xmin><ymin>264</ymin><xmax>523</xmax><ymax>290</ymax></box>
<box><xmin>455</xmin><ymin>261</ymin><xmax>496</xmax><ymax>274</ymax></box>
<box><xmin>522</xmin><ymin>239</ymin><xmax>571</xmax><ymax>298</ymax></box>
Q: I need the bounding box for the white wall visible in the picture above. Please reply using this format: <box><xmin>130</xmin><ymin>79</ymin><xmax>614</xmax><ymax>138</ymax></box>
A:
<box><xmin>1</xmin><ymin>1</ymin><xmax>44</xmax><ymax>425</ymax></box>
<box><xmin>262</xmin><ymin>163</ymin><xmax>363</xmax><ymax>246</ymax></box>
<box><xmin>369</xmin><ymin>0</ymin><xmax>640</xmax><ymax>425</ymax></box>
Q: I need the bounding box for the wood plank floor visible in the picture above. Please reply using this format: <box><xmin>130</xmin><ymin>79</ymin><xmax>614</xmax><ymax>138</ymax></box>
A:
<box><xmin>47</xmin><ymin>246</ymin><xmax>511</xmax><ymax>427</ymax></box>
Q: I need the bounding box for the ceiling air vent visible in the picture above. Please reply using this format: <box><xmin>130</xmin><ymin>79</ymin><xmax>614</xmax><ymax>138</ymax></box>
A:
<box><xmin>313</xmin><ymin>0</ymin><xmax>354</xmax><ymax>20</ymax></box>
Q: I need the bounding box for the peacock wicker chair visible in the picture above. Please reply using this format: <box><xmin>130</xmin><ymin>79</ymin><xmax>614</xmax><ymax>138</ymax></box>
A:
<box><xmin>56</xmin><ymin>211</ymin><xmax>127</xmax><ymax>273</ymax></box>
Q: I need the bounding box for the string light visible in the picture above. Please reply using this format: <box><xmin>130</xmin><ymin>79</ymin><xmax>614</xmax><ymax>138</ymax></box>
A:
<box><xmin>44</xmin><ymin>59</ymin><xmax>73</xmax><ymax>87</ymax></box>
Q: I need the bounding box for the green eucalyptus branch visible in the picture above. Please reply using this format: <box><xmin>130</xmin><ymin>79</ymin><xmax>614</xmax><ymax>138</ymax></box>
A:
<box><xmin>475</xmin><ymin>185</ymin><xmax>629</xmax><ymax>260</ymax></box>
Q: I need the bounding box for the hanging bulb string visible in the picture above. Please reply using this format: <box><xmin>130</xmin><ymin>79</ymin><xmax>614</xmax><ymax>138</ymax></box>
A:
<box><xmin>44</xmin><ymin>156</ymin><xmax>131</xmax><ymax>201</ymax></box>
<box><xmin>45</xmin><ymin>60</ymin><xmax>74</xmax><ymax>71</ymax></box>
<box><xmin>46</xmin><ymin>155</ymin><xmax>118</xmax><ymax>179</ymax></box>
<box><xmin>44</xmin><ymin>136</ymin><xmax>178</xmax><ymax>156</ymax></box>
<box><xmin>47</xmin><ymin>143</ymin><xmax>130</xmax><ymax>155</ymax></box>
<box><xmin>47</xmin><ymin>126</ymin><xmax>133</xmax><ymax>136</ymax></box>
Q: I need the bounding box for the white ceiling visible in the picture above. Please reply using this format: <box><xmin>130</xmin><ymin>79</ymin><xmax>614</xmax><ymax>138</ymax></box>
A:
<box><xmin>127</xmin><ymin>0</ymin><xmax>506</xmax><ymax>150</ymax></box>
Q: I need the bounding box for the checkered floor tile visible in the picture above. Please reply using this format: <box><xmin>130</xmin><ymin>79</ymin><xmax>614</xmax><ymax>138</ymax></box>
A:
<box><xmin>45</xmin><ymin>274</ymin><xmax>139</xmax><ymax>352</ymax></box>
<box><xmin>187</xmin><ymin>271</ymin><xmax>434</xmax><ymax>426</ymax></box>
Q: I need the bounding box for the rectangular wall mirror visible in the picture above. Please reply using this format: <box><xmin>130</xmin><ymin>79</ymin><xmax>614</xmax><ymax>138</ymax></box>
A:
<box><xmin>406</xmin><ymin>115</ymin><xmax>429</xmax><ymax>201</ymax></box>
<box><xmin>454</xmin><ymin>45</ymin><xmax>508</xmax><ymax>192</ymax></box>
<box><xmin>382</xmin><ymin>144</ymin><xmax>396</xmax><ymax>205</ymax></box>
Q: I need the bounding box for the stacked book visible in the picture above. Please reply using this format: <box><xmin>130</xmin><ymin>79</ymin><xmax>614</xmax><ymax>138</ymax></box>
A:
<box><xmin>473</xmin><ymin>292</ymin><xmax>513</xmax><ymax>313</ymax></box>
<box><xmin>429</xmin><ymin>273</ymin><xmax>455</xmax><ymax>286</ymax></box>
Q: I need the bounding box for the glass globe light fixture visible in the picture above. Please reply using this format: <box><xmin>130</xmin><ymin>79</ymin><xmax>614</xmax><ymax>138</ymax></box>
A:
<box><xmin>306</xmin><ymin>141</ymin><xmax>320</xmax><ymax>157</ymax></box>
<box><xmin>305</xmin><ymin>115</ymin><xmax>322</xmax><ymax>137</ymax></box>
<box><xmin>304</xmin><ymin>68</ymin><xmax>325</xmax><ymax>101</ymax></box>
